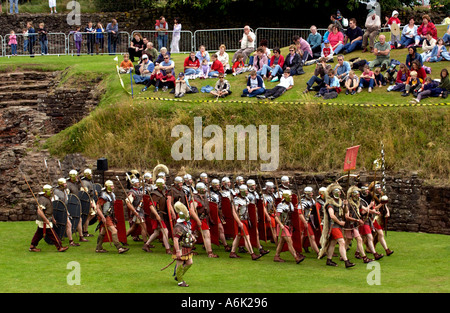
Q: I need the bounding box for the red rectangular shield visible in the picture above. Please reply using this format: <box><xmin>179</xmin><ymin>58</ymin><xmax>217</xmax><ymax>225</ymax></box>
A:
<box><xmin>239</xmin><ymin>203</ymin><xmax>258</xmax><ymax>248</ymax></box>
<box><xmin>221</xmin><ymin>197</ymin><xmax>237</xmax><ymax>238</ymax></box>
<box><xmin>256</xmin><ymin>199</ymin><xmax>267</xmax><ymax>243</ymax></box>
<box><xmin>208</xmin><ymin>202</ymin><xmax>220</xmax><ymax>246</ymax></box>
<box><xmin>143</xmin><ymin>194</ymin><xmax>155</xmax><ymax>237</ymax></box>
<box><xmin>104</xmin><ymin>199</ymin><xmax>127</xmax><ymax>244</ymax></box>
<box><xmin>344</xmin><ymin>145</ymin><xmax>360</xmax><ymax>172</ymax></box>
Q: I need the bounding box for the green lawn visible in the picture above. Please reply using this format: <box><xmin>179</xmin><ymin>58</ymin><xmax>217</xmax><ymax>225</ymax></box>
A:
<box><xmin>0</xmin><ymin>221</ymin><xmax>449</xmax><ymax>293</ymax></box>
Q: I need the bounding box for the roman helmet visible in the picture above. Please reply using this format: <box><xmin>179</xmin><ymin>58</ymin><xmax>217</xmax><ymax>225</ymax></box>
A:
<box><xmin>200</xmin><ymin>173</ymin><xmax>208</xmax><ymax>183</ymax></box>
<box><xmin>304</xmin><ymin>186</ymin><xmax>313</xmax><ymax>199</ymax></box>
<box><xmin>69</xmin><ymin>169</ymin><xmax>78</xmax><ymax>182</ymax></box>
<box><xmin>155</xmin><ymin>178</ymin><xmax>165</xmax><ymax>190</ymax></box>
<box><xmin>83</xmin><ymin>168</ymin><xmax>92</xmax><ymax>180</ymax></box>
<box><xmin>43</xmin><ymin>184</ymin><xmax>53</xmax><ymax>197</ymax></box>
<box><xmin>196</xmin><ymin>182</ymin><xmax>206</xmax><ymax>194</ymax></box>
<box><xmin>239</xmin><ymin>184</ymin><xmax>248</xmax><ymax>197</ymax></box>
<box><xmin>57</xmin><ymin>178</ymin><xmax>67</xmax><ymax>188</ymax></box>
<box><xmin>104</xmin><ymin>180</ymin><xmax>114</xmax><ymax>192</ymax></box>
<box><xmin>319</xmin><ymin>187</ymin><xmax>327</xmax><ymax>198</ymax></box>
<box><xmin>143</xmin><ymin>172</ymin><xmax>153</xmax><ymax>183</ymax></box>
<box><xmin>265</xmin><ymin>181</ymin><xmax>274</xmax><ymax>193</ymax></box>
<box><xmin>281</xmin><ymin>176</ymin><xmax>289</xmax><ymax>187</ymax></box>
<box><xmin>211</xmin><ymin>179</ymin><xmax>220</xmax><ymax>190</ymax></box>
<box><xmin>247</xmin><ymin>179</ymin><xmax>256</xmax><ymax>191</ymax></box>
<box><xmin>282</xmin><ymin>189</ymin><xmax>292</xmax><ymax>202</ymax></box>
<box><xmin>174</xmin><ymin>176</ymin><xmax>183</xmax><ymax>188</ymax></box>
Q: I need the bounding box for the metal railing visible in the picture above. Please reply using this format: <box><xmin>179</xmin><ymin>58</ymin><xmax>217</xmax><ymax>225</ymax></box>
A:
<box><xmin>2</xmin><ymin>32</ymin><xmax>67</xmax><ymax>57</ymax></box>
<box><xmin>67</xmin><ymin>31</ymin><xmax>130</xmax><ymax>55</ymax></box>
<box><xmin>131</xmin><ymin>30</ymin><xmax>194</xmax><ymax>54</ymax></box>
<box><xmin>193</xmin><ymin>28</ymin><xmax>255</xmax><ymax>52</ymax></box>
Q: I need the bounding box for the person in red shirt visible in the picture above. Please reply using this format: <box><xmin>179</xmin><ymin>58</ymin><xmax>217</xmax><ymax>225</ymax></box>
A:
<box><xmin>183</xmin><ymin>51</ymin><xmax>201</xmax><ymax>76</ymax></box>
<box><xmin>208</xmin><ymin>53</ymin><xmax>224</xmax><ymax>78</ymax></box>
<box><xmin>417</xmin><ymin>14</ymin><xmax>437</xmax><ymax>44</ymax></box>
<box><xmin>160</xmin><ymin>71</ymin><xmax>176</xmax><ymax>91</ymax></box>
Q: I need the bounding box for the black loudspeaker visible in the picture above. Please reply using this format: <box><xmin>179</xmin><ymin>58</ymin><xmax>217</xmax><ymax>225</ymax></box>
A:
<box><xmin>97</xmin><ymin>158</ymin><xmax>108</xmax><ymax>171</ymax></box>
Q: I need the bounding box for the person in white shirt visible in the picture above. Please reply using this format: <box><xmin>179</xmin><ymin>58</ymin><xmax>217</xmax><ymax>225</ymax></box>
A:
<box><xmin>257</xmin><ymin>69</ymin><xmax>294</xmax><ymax>100</ymax></box>
<box><xmin>232</xmin><ymin>25</ymin><xmax>256</xmax><ymax>64</ymax></box>
<box><xmin>362</xmin><ymin>10</ymin><xmax>381</xmax><ymax>53</ymax></box>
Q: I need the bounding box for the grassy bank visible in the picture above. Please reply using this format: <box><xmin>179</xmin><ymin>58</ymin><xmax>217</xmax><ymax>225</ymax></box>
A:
<box><xmin>1</xmin><ymin>26</ymin><xmax>449</xmax><ymax>182</ymax></box>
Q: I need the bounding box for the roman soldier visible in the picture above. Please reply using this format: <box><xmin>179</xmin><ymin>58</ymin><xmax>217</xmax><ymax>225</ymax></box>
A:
<box><xmin>190</xmin><ymin>182</ymin><xmax>219</xmax><ymax>258</ymax></box>
<box><xmin>125</xmin><ymin>177</ymin><xmax>149</xmax><ymax>249</ymax></box>
<box><xmin>66</xmin><ymin>169</ymin><xmax>88</xmax><ymax>243</ymax></box>
<box><xmin>169</xmin><ymin>176</ymin><xmax>189</xmax><ymax>207</ymax></box>
<box><xmin>345</xmin><ymin>186</ymin><xmax>374</xmax><ymax>263</ymax></box>
<box><xmin>95</xmin><ymin>180</ymin><xmax>129</xmax><ymax>254</ymax></box>
<box><xmin>368</xmin><ymin>182</ymin><xmax>394</xmax><ymax>256</ymax></box>
<box><xmin>80</xmin><ymin>168</ymin><xmax>97</xmax><ymax>237</ymax></box>
<box><xmin>199</xmin><ymin>172</ymin><xmax>209</xmax><ymax>185</ymax></box>
<box><xmin>233</xmin><ymin>176</ymin><xmax>244</xmax><ymax>195</ymax></box>
<box><xmin>299</xmin><ymin>186</ymin><xmax>320</xmax><ymax>256</ymax></box>
<box><xmin>183</xmin><ymin>174</ymin><xmax>197</xmax><ymax>199</ymax></box>
<box><xmin>318</xmin><ymin>183</ymin><xmax>355</xmax><ymax>268</ymax></box>
<box><xmin>273</xmin><ymin>189</ymin><xmax>305</xmax><ymax>264</ymax></box>
<box><xmin>220</xmin><ymin>176</ymin><xmax>234</xmax><ymax>199</ymax></box>
<box><xmin>142</xmin><ymin>178</ymin><xmax>173</xmax><ymax>254</ymax></box>
<box><xmin>275</xmin><ymin>176</ymin><xmax>291</xmax><ymax>199</ymax></box>
<box><xmin>262</xmin><ymin>181</ymin><xmax>278</xmax><ymax>244</ymax></box>
<box><xmin>209</xmin><ymin>179</ymin><xmax>231</xmax><ymax>252</ymax></box>
<box><xmin>172</xmin><ymin>201</ymin><xmax>196</xmax><ymax>287</ymax></box>
<box><xmin>143</xmin><ymin>172</ymin><xmax>156</xmax><ymax>194</ymax></box>
<box><xmin>53</xmin><ymin>178</ymin><xmax>79</xmax><ymax>247</ymax></box>
<box><xmin>29</xmin><ymin>185</ymin><xmax>69</xmax><ymax>252</ymax></box>
<box><xmin>229</xmin><ymin>185</ymin><xmax>262</xmax><ymax>260</ymax></box>
<box><xmin>246</xmin><ymin>179</ymin><xmax>270</xmax><ymax>256</ymax></box>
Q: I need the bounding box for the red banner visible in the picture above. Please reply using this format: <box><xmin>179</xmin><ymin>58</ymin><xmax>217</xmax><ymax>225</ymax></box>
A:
<box><xmin>343</xmin><ymin>145</ymin><xmax>360</xmax><ymax>172</ymax></box>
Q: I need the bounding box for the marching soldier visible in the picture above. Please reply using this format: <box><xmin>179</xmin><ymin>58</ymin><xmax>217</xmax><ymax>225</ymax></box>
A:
<box><xmin>229</xmin><ymin>185</ymin><xmax>262</xmax><ymax>261</ymax></box>
<box><xmin>273</xmin><ymin>189</ymin><xmax>305</xmax><ymax>263</ymax></box>
<box><xmin>262</xmin><ymin>181</ymin><xmax>278</xmax><ymax>244</ymax></box>
<box><xmin>53</xmin><ymin>178</ymin><xmax>79</xmax><ymax>247</ymax></box>
<box><xmin>125</xmin><ymin>177</ymin><xmax>149</xmax><ymax>249</ymax></box>
<box><xmin>169</xmin><ymin>176</ymin><xmax>189</xmax><ymax>207</ymax></box>
<box><xmin>247</xmin><ymin>179</ymin><xmax>270</xmax><ymax>256</ymax></box>
<box><xmin>209</xmin><ymin>179</ymin><xmax>231</xmax><ymax>251</ymax></box>
<box><xmin>299</xmin><ymin>187</ymin><xmax>320</xmax><ymax>256</ymax></box>
<box><xmin>95</xmin><ymin>180</ymin><xmax>129</xmax><ymax>254</ymax></box>
<box><xmin>29</xmin><ymin>185</ymin><xmax>69</xmax><ymax>252</ymax></box>
<box><xmin>183</xmin><ymin>174</ymin><xmax>196</xmax><ymax>198</ymax></box>
<box><xmin>80</xmin><ymin>168</ymin><xmax>97</xmax><ymax>237</ymax></box>
<box><xmin>172</xmin><ymin>201</ymin><xmax>196</xmax><ymax>287</ymax></box>
<box><xmin>220</xmin><ymin>176</ymin><xmax>234</xmax><ymax>198</ymax></box>
<box><xmin>318</xmin><ymin>183</ymin><xmax>355</xmax><ymax>268</ymax></box>
<box><xmin>190</xmin><ymin>182</ymin><xmax>219</xmax><ymax>258</ymax></box>
<box><xmin>66</xmin><ymin>169</ymin><xmax>89</xmax><ymax>243</ymax></box>
<box><xmin>143</xmin><ymin>172</ymin><xmax>156</xmax><ymax>194</ymax></box>
<box><xmin>345</xmin><ymin>186</ymin><xmax>373</xmax><ymax>263</ymax></box>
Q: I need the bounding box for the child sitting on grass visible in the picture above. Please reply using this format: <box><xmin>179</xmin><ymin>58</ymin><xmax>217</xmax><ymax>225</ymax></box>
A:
<box><xmin>402</xmin><ymin>70</ymin><xmax>423</xmax><ymax>97</ymax></box>
<box><xmin>374</xmin><ymin>67</ymin><xmax>386</xmax><ymax>87</ymax></box>
<box><xmin>119</xmin><ymin>53</ymin><xmax>134</xmax><ymax>74</ymax></box>
<box><xmin>345</xmin><ymin>70</ymin><xmax>359</xmax><ymax>95</ymax></box>
<box><xmin>316</xmin><ymin>69</ymin><xmax>341</xmax><ymax>97</ymax></box>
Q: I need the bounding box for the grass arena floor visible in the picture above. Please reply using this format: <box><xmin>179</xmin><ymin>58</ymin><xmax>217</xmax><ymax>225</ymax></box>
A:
<box><xmin>0</xmin><ymin>221</ymin><xmax>449</xmax><ymax>293</ymax></box>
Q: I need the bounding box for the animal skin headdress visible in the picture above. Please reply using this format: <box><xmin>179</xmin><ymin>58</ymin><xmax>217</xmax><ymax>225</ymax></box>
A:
<box><xmin>174</xmin><ymin>201</ymin><xmax>189</xmax><ymax>222</ymax></box>
<box><xmin>152</xmin><ymin>164</ymin><xmax>169</xmax><ymax>181</ymax></box>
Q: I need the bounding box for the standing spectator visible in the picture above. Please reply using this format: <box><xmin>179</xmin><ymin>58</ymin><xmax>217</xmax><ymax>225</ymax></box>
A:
<box><xmin>307</xmin><ymin>25</ymin><xmax>322</xmax><ymax>57</ymax></box>
<box><xmin>106</xmin><ymin>19</ymin><xmax>119</xmax><ymax>55</ymax></box>
<box><xmin>71</xmin><ymin>26</ymin><xmax>82</xmax><ymax>56</ymax></box>
<box><xmin>362</xmin><ymin>10</ymin><xmax>381</xmax><ymax>53</ymax></box>
<box><xmin>330</xmin><ymin>15</ymin><xmax>344</xmax><ymax>33</ymax></box>
<box><xmin>400</xmin><ymin>17</ymin><xmax>419</xmax><ymax>48</ymax></box>
<box><xmin>9</xmin><ymin>0</ymin><xmax>18</xmax><ymax>14</ymax></box>
<box><xmin>241</xmin><ymin>70</ymin><xmax>265</xmax><ymax>97</ymax></box>
<box><xmin>49</xmin><ymin>0</ymin><xmax>57</xmax><ymax>14</ymax></box>
<box><xmin>209</xmin><ymin>53</ymin><xmax>224</xmax><ymax>78</ymax></box>
<box><xmin>384</xmin><ymin>10</ymin><xmax>401</xmax><ymax>49</ymax></box>
<box><xmin>155</xmin><ymin>16</ymin><xmax>169</xmax><ymax>50</ymax></box>
<box><xmin>170</xmin><ymin>17</ymin><xmax>181</xmax><ymax>53</ymax></box>
<box><xmin>38</xmin><ymin>23</ymin><xmax>49</xmax><ymax>55</ymax></box>
<box><xmin>23</xmin><ymin>28</ymin><xmax>29</xmax><ymax>53</ymax></box>
<box><xmin>417</xmin><ymin>14</ymin><xmax>437</xmax><ymax>44</ymax></box>
<box><xmin>196</xmin><ymin>45</ymin><xmax>210</xmax><ymax>64</ymax></box>
<box><xmin>232</xmin><ymin>25</ymin><xmax>256</xmax><ymax>64</ymax></box>
<box><xmin>342</xmin><ymin>18</ymin><xmax>363</xmax><ymax>54</ymax></box>
<box><xmin>8</xmin><ymin>30</ymin><xmax>17</xmax><ymax>56</ymax></box>
<box><xmin>216</xmin><ymin>44</ymin><xmax>231</xmax><ymax>72</ymax></box>
<box><xmin>85</xmin><ymin>21</ymin><xmax>96</xmax><ymax>56</ymax></box>
<box><xmin>128</xmin><ymin>32</ymin><xmax>144</xmax><ymax>62</ymax></box>
<box><xmin>328</xmin><ymin>25</ymin><xmax>344</xmax><ymax>55</ymax></box>
<box><xmin>369</xmin><ymin>35</ymin><xmax>391</xmax><ymax>71</ymax></box>
<box><xmin>95</xmin><ymin>22</ymin><xmax>105</xmax><ymax>55</ymax></box>
<box><xmin>27</xmin><ymin>21</ymin><xmax>37</xmax><ymax>58</ymax></box>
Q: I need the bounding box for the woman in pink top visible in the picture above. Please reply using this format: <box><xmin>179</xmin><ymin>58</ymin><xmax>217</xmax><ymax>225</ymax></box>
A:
<box><xmin>328</xmin><ymin>25</ymin><xmax>344</xmax><ymax>54</ymax></box>
<box><xmin>8</xmin><ymin>30</ymin><xmax>18</xmax><ymax>56</ymax></box>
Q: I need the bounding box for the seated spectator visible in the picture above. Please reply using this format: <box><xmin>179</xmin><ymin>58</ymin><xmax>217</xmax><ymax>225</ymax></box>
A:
<box><xmin>343</xmin><ymin>18</ymin><xmax>363</xmax><ymax>54</ymax></box>
<box><xmin>362</xmin><ymin>10</ymin><xmax>381</xmax><ymax>53</ymax></box>
<box><xmin>417</xmin><ymin>14</ymin><xmax>438</xmax><ymax>44</ymax></box>
<box><xmin>253</xmin><ymin>46</ymin><xmax>268</xmax><ymax>76</ymax></box>
<box><xmin>232</xmin><ymin>25</ymin><xmax>256</xmax><ymax>64</ymax></box>
<box><xmin>357</xmin><ymin>64</ymin><xmax>375</xmax><ymax>93</ymax></box>
<box><xmin>199</xmin><ymin>59</ymin><xmax>210</xmax><ymax>79</ymax></box>
<box><xmin>307</xmin><ymin>25</ymin><xmax>322</xmax><ymax>57</ymax></box>
<box><xmin>322</xmin><ymin>24</ymin><xmax>334</xmax><ymax>47</ymax></box>
<box><xmin>232</xmin><ymin>54</ymin><xmax>251</xmax><ymax>76</ymax></box>
<box><xmin>141</xmin><ymin>66</ymin><xmax>163</xmax><ymax>92</ymax></box>
<box><xmin>384</xmin><ymin>64</ymin><xmax>398</xmax><ymax>85</ymax></box>
<box><xmin>425</xmin><ymin>38</ymin><xmax>449</xmax><ymax>62</ymax></box>
<box><xmin>321</xmin><ymin>40</ymin><xmax>334</xmax><ymax>62</ymax></box>
<box><xmin>387</xmin><ymin>63</ymin><xmax>409</xmax><ymax>92</ymax></box>
<box><xmin>369</xmin><ymin>35</ymin><xmax>390</xmax><ymax>71</ymax></box>
<box><xmin>159</xmin><ymin>54</ymin><xmax>175</xmax><ymax>76</ymax></box>
<box><xmin>260</xmin><ymin>47</ymin><xmax>285</xmax><ymax>80</ymax></box>
<box><xmin>334</xmin><ymin>54</ymin><xmax>351</xmax><ymax>84</ymax></box>
<box><xmin>303</xmin><ymin>57</ymin><xmax>332</xmax><ymax>93</ymax></box>
<box><xmin>119</xmin><ymin>53</ymin><xmax>134</xmax><ymax>74</ymax></box>
<box><xmin>411</xmin><ymin>69</ymin><xmax>449</xmax><ymax>103</ymax></box>
<box><xmin>406</xmin><ymin>46</ymin><xmax>423</xmax><ymax>70</ymax></box>
<box><xmin>184</xmin><ymin>51</ymin><xmax>201</xmax><ymax>76</ymax></box>
<box><xmin>293</xmin><ymin>35</ymin><xmax>313</xmax><ymax>65</ymax></box>
<box><xmin>128</xmin><ymin>32</ymin><xmax>145</xmax><ymax>62</ymax></box>
<box><xmin>420</xmin><ymin>33</ymin><xmax>436</xmax><ymax>61</ymax></box>
<box><xmin>400</xmin><ymin>17</ymin><xmax>419</xmax><ymax>48</ymax></box>
<box><xmin>241</xmin><ymin>70</ymin><xmax>265</xmax><ymax>97</ymax></box>
<box><xmin>373</xmin><ymin>67</ymin><xmax>387</xmax><ymax>87</ymax></box>
<box><xmin>160</xmin><ymin>71</ymin><xmax>176</xmax><ymax>92</ymax></box>
<box><xmin>344</xmin><ymin>70</ymin><xmax>359</xmax><ymax>95</ymax></box>
<box><xmin>317</xmin><ymin>68</ymin><xmax>341</xmax><ymax>97</ymax></box>
<box><xmin>259</xmin><ymin>39</ymin><xmax>271</xmax><ymax>58</ymax></box>
<box><xmin>196</xmin><ymin>45</ymin><xmax>210</xmax><ymax>64</ymax></box>
<box><xmin>279</xmin><ymin>44</ymin><xmax>303</xmax><ymax>80</ymax></box>
<box><xmin>216</xmin><ymin>44</ymin><xmax>231</xmax><ymax>72</ymax></box>
<box><xmin>257</xmin><ymin>69</ymin><xmax>294</xmax><ymax>100</ymax></box>
<box><xmin>209</xmin><ymin>53</ymin><xmax>225</xmax><ymax>78</ymax></box>
<box><xmin>155</xmin><ymin>47</ymin><xmax>171</xmax><ymax>65</ymax></box>
<box><xmin>133</xmin><ymin>54</ymin><xmax>154</xmax><ymax>84</ymax></box>
<box><xmin>402</xmin><ymin>70</ymin><xmax>423</xmax><ymax>97</ymax></box>
<box><xmin>411</xmin><ymin>60</ymin><xmax>427</xmax><ymax>81</ymax></box>
<box><xmin>328</xmin><ymin>25</ymin><xmax>344</xmax><ymax>55</ymax></box>
<box><xmin>174</xmin><ymin>72</ymin><xmax>188</xmax><ymax>98</ymax></box>
<box><xmin>144</xmin><ymin>41</ymin><xmax>158</xmax><ymax>62</ymax></box>
<box><xmin>443</xmin><ymin>23</ymin><xmax>450</xmax><ymax>45</ymax></box>
<box><xmin>210</xmin><ymin>73</ymin><xmax>231</xmax><ymax>98</ymax></box>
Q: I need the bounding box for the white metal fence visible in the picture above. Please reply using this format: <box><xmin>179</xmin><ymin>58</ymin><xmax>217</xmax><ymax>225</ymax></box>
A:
<box><xmin>131</xmin><ymin>30</ymin><xmax>194</xmax><ymax>53</ymax></box>
<box><xmin>67</xmin><ymin>31</ymin><xmax>130</xmax><ymax>55</ymax></box>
